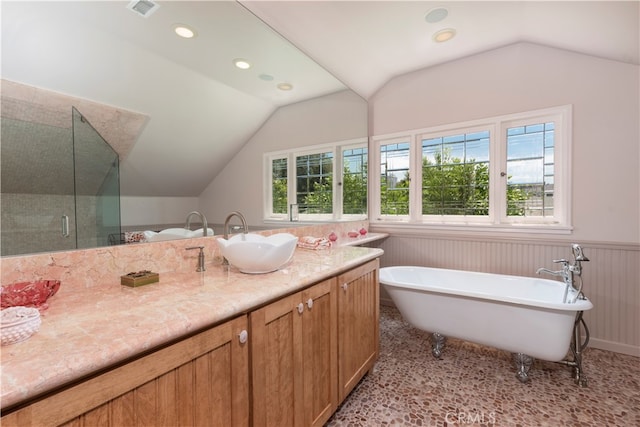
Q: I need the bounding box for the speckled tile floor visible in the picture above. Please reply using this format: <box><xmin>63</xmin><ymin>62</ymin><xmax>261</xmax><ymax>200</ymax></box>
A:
<box><xmin>327</xmin><ymin>305</ymin><xmax>640</xmax><ymax>426</ymax></box>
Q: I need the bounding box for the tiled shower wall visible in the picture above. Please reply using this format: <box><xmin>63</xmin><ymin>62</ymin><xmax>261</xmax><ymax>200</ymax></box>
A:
<box><xmin>375</xmin><ymin>234</ymin><xmax>640</xmax><ymax>357</ymax></box>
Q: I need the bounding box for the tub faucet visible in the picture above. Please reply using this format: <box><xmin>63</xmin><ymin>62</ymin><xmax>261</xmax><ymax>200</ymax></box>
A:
<box><xmin>185</xmin><ymin>211</ymin><xmax>208</xmax><ymax>237</ymax></box>
<box><xmin>536</xmin><ymin>244</ymin><xmax>589</xmax><ymax>303</ymax></box>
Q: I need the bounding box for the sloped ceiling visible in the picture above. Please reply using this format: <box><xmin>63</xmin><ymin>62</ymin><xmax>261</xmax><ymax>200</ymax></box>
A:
<box><xmin>242</xmin><ymin>1</ymin><xmax>639</xmax><ymax>100</ymax></box>
<box><xmin>2</xmin><ymin>1</ymin><xmax>638</xmax><ymax>198</ymax></box>
<box><xmin>1</xmin><ymin>0</ymin><xmax>346</xmax><ymax>197</ymax></box>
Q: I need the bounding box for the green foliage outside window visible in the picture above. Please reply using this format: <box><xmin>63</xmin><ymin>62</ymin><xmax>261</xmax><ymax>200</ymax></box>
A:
<box><xmin>380</xmin><ymin>150</ymin><xmax>528</xmax><ymax>216</ymax></box>
<box><xmin>422</xmin><ymin>151</ymin><xmax>489</xmax><ymax>215</ymax></box>
<box><xmin>272</xmin><ymin>162</ymin><xmax>368</xmax><ymax>216</ymax></box>
<box><xmin>272</xmin><ymin>158</ymin><xmax>288</xmax><ymax>214</ymax></box>
<box><xmin>342</xmin><ymin>163</ymin><xmax>368</xmax><ymax>214</ymax></box>
<box><xmin>272</xmin><ymin>177</ymin><xmax>288</xmax><ymax>214</ymax></box>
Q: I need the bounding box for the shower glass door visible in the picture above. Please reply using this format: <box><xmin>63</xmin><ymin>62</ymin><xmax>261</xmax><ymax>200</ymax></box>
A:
<box><xmin>72</xmin><ymin>107</ymin><xmax>121</xmax><ymax>249</ymax></box>
<box><xmin>1</xmin><ymin>114</ymin><xmax>76</xmax><ymax>256</ymax></box>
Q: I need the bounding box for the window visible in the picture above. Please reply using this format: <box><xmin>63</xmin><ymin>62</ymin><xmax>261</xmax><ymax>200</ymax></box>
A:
<box><xmin>371</xmin><ymin>105</ymin><xmax>572</xmax><ymax>232</ymax></box>
<box><xmin>271</xmin><ymin>157</ymin><xmax>288</xmax><ymax>215</ymax></box>
<box><xmin>421</xmin><ymin>130</ymin><xmax>490</xmax><ymax>216</ymax></box>
<box><xmin>380</xmin><ymin>141</ymin><xmax>410</xmax><ymax>216</ymax></box>
<box><xmin>342</xmin><ymin>147</ymin><xmax>368</xmax><ymax>215</ymax></box>
<box><xmin>296</xmin><ymin>151</ymin><xmax>333</xmax><ymax>214</ymax></box>
<box><xmin>265</xmin><ymin>139</ymin><xmax>368</xmax><ymax>221</ymax></box>
<box><xmin>506</xmin><ymin>122</ymin><xmax>555</xmax><ymax>218</ymax></box>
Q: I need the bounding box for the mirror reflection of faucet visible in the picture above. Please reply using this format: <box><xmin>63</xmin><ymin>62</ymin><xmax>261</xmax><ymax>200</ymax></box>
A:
<box><xmin>185</xmin><ymin>211</ymin><xmax>209</xmax><ymax>237</ymax></box>
<box><xmin>142</xmin><ymin>211</ymin><xmax>213</xmax><ymax>242</ymax></box>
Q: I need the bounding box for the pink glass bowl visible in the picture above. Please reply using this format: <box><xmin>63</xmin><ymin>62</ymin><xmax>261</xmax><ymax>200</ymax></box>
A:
<box><xmin>1</xmin><ymin>280</ymin><xmax>61</xmax><ymax>311</ymax></box>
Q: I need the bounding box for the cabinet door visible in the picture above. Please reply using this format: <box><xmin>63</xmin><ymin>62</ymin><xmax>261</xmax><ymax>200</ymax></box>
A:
<box><xmin>250</xmin><ymin>278</ymin><xmax>337</xmax><ymax>427</ymax></box>
<box><xmin>337</xmin><ymin>259</ymin><xmax>380</xmax><ymax>403</ymax></box>
<box><xmin>1</xmin><ymin>316</ymin><xmax>250</xmax><ymax>427</ymax></box>
<box><xmin>251</xmin><ymin>293</ymin><xmax>303</xmax><ymax>427</ymax></box>
<box><xmin>301</xmin><ymin>279</ymin><xmax>337</xmax><ymax>427</ymax></box>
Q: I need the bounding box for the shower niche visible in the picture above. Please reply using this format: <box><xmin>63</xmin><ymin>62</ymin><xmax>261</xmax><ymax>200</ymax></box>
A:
<box><xmin>1</xmin><ymin>107</ymin><xmax>121</xmax><ymax>256</ymax></box>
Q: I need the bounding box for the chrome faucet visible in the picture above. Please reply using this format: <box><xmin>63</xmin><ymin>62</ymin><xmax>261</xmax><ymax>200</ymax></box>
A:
<box><xmin>222</xmin><ymin>211</ymin><xmax>248</xmax><ymax>265</ymax></box>
<box><xmin>223</xmin><ymin>211</ymin><xmax>248</xmax><ymax>239</ymax></box>
<box><xmin>537</xmin><ymin>244</ymin><xmax>589</xmax><ymax>303</ymax></box>
<box><xmin>185</xmin><ymin>211</ymin><xmax>208</xmax><ymax>237</ymax></box>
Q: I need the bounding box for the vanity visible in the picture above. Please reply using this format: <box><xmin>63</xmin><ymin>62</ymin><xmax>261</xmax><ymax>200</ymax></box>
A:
<box><xmin>0</xmin><ymin>226</ymin><xmax>384</xmax><ymax>426</ymax></box>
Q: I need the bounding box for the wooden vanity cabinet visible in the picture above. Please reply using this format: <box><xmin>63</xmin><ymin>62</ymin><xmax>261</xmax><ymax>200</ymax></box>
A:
<box><xmin>250</xmin><ymin>278</ymin><xmax>337</xmax><ymax>427</ymax></box>
<box><xmin>1</xmin><ymin>315</ymin><xmax>250</xmax><ymax>427</ymax></box>
<box><xmin>250</xmin><ymin>259</ymin><xmax>380</xmax><ymax>426</ymax></box>
<box><xmin>1</xmin><ymin>258</ymin><xmax>380</xmax><ymax>427</ymax></box>
<box><xmin>337</xmin><ymin>258</ymin><xmax>380</xmax><ymax>402</ymax></box>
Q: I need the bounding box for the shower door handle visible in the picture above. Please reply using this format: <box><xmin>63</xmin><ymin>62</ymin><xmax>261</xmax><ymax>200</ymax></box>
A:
<box><xmin>61</xmin><ymin>215</ymin><xmax>70</xmax><ymax>237</ymax></box>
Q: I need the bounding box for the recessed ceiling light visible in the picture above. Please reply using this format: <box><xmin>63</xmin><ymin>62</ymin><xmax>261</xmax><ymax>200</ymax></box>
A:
<box><xmin>277</xmin><ymin>83</ymin><xmax>293</xmax><ymax>91</ymax></box>
<box><xmin>425</xmin><ymin>7</ymin><xmax>448</xmax><ymax>23</ymax></box>
<box><xmin>433</xmin><ymin>28</ymin><xmax>456</xmax><ymax>43</ymax></box>
<box><xmin>233</xmin><ymin>59</ymin><xmax>252</xmax><ymax>70</ymax></box>
<box><xmin>174</xmin><ymin>24</ymin><xmax>196</xmax><ymax>39</ymax></box>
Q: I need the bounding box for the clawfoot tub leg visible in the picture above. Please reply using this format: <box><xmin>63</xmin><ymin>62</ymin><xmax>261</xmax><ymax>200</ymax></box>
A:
<box><xmin>431</xmin><ymin>332</ymin><xmax>446</xmax><ymax>358</ymax></box>
<box><xmin>513</xmin><ymin>353</ymin><xmax>534</xmax><ymax>383</ymax></box>
<box><xmin>558</xmin><ymin>310</ymin><xmax>589</xmax><ymax>387</ymax></box>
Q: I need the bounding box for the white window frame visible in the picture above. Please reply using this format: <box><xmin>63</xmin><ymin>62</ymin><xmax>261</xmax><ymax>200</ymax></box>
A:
<box><xmin>264</xmin><ymin>138</ymin><xmax>368</xmax><ymax>222</ymax></box>
<box><xmin>370</xmin><ymin>105</ymin><xmax>573</xmax><ymax>234</ymax></box>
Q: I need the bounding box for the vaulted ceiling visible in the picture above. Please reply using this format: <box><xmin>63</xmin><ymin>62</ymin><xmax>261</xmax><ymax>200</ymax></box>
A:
<box><xmin>2</xmin><ymin>1</ymin><xmax>638</xmax><ymax>198</ymax></box>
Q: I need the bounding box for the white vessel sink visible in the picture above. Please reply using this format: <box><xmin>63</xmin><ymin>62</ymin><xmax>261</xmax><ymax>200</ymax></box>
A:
<box><xmin>143</xmin><ymin>228</ymin><xmax>214</xmax><ymax>242</ymax></box>
<box><xmin>217</xmin><ymin>233</ymin><xmax>298</xmax><ymax>274</ymax></box>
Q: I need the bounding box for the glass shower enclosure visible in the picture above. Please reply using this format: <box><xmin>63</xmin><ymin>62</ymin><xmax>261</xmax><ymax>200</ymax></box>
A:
<box><xmin>1</xmin><ymin>107</ymin><xmax>121</xmax><ymax>256</ymax></box>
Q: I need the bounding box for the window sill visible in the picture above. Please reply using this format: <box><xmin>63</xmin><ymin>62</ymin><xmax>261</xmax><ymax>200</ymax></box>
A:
<box><xmin>370</xmin><ymin>220</ymin><xmax>573</xmax><ymax>239</ymax></box>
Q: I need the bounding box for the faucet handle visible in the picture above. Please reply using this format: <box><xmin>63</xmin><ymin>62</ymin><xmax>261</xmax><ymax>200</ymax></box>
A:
<box><xmin>572</xmin><ymin>244</ymin><xmax>590</xmax><ymax>262</ymax></box>
<box><xmin>186</xmin><ymin>246</ymin><xmax>206</xmax><ymax>272</ymax></box>
<box><xmin>553</xmin><ymin>258</ymin><xmax>569</xmax><ymax>265</ymax></box>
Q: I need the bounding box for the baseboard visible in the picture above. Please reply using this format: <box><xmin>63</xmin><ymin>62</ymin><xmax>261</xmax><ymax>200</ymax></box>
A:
<box><xmin>589</xmin><ymin>338</ymin><xmax>640</xmax><ymax>358</ymax></box>
<box><xmin>380</xmin><ymin>296</ymin><xmax>395</xmax><ymax>307</ymax></box>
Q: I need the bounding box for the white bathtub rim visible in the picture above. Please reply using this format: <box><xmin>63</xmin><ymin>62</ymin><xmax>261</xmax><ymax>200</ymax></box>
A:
<box><xmin>379</xmin><ymin>266</ymin><xmax>593</xmax><ymax>312</ymax></box>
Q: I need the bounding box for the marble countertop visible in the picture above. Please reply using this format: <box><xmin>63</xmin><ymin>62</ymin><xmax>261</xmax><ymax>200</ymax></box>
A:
<box><xmin>1</xmin><ymin>245</ymin><xmax>383</xmax><ymax>409</ymax></box>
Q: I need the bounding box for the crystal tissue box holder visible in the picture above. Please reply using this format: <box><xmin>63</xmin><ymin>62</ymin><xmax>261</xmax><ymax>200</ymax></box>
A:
<box><xmin>120</xmin><ymin>271</ymin><xmax>159</xmax><ymax>287</ymax></box>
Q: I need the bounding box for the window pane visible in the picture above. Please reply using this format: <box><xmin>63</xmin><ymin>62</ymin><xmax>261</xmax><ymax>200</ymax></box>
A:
<box><xmin>296</xmin><ymin>152</ymin><xmax>333</xmax><ymax>214</ymax></box>
<box><xmin>506</xmin><ymin>122</ymin><xmax>554</xmax><ymax>217</ymax></box>
<box><xmin>343</xmin><ymin>147</ymin><xmax>368</xmax><ymax>215</ymax></box>
<box><xmin>271</xmin><ymin>158</ymin><xmax>288</xmax><ymax>214</ymax></box>
<box><xmin>380</xmin><ymin>142</ymin><xmax>410</xmax><ymax>215</ymax></box>
<box><xmin>421</xmin><ymin>131</ymin><xmax>490</xmax><ymax>215</ymax></box>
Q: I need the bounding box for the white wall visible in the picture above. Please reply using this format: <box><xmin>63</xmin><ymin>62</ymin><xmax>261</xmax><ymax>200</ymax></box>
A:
<box><xmin>120</xmin><ymin>196</ymin><xmax>199</xmax><ymax>227</ymax></box>
<box><xmin>370</xmin><ymin>42</ymin><xmax>640</xmax><ymax>355</ymax></box>
<box><xmin>199</xmin><ymin>90</ymin><xmax>368</xmax><ymax>225</ymax></box>
<box><xmin>370</xmin><ymin>42</ymin><xmax>639</xmax><ymax>244</ymax></box>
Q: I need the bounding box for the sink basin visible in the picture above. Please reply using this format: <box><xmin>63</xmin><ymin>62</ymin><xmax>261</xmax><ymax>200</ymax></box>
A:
<box><xmin>143</xmin><ymin>228</ymin><xmax>214</xmax><ymax>242</ymax></box>
<box><xmin>217</xmin><ymin>233</ymin><xmax>298</xmax><ymax>274</ymax></box>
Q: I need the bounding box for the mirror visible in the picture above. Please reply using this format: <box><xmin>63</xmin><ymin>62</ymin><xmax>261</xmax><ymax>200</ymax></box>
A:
<box><xmin>0</xmin><ymin>1</ymin><xmax>367</xmax><ymax>256</ymax></box>
<box><xmin>1</xmin><ymin>107</ymin><xmax>121</xmax><ymax>256</ymax></box>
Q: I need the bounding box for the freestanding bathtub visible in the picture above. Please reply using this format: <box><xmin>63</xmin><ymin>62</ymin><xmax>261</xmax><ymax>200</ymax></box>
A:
<box><xmin>379</xmin><ymin>266</ymin><xmax>593</xmax><ymax>384</ymax></box>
